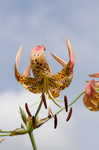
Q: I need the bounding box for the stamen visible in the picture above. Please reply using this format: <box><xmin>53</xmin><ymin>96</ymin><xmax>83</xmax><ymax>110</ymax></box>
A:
<box><xmin>25</xmin><ymin>103</ymin><xmax>32</xmax><ymax>117</ymax></box>
<box><xmin>66</xmin><ymin>107</ymin><xmax>72</xmax><ymax>122</ymax></box>
<box><xmin>32</xmin><ymin>116</ymin><xmax>36</xmax><ymax>125</ymax></box>
<box><xmin>48</xmin><ymin>114</ymin><xmax>51</xmax><ymax>119</ymax></box>
<box><xmin>54</xmin><ymin>115</ymin><xmax>58</xmax><ymax>129</ymax></box>
<box><xmin>48</xmin><ymin>107</ymin><xmax>54</xmax><ymax>117</ymax></box>
<box><xmin>64</xmin><ymin>96</ymin><xmax>68</xmax><ymax>112</ymax></box>
<box><xmin>48</xmin><ymin>107</ymin><xmax>58</xmax><ymax>128</ymax></box>
<box><xmin>41</xmin><ymin>93</ymin><xmax>47</xmax><ymax>109</ymax></box>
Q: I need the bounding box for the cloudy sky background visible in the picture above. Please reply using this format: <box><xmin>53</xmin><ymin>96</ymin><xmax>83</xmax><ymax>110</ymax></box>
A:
<box><xmin>0</xmin><ymin>0</ymin><xmax>99</xmax><ymax>150</ymax></box>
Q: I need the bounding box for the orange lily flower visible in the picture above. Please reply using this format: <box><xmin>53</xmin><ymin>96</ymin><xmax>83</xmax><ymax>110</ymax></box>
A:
<box><xmin>14</xmin><ymin>40</ymin><xmax>75</xmax><ymax>101</ymax></box>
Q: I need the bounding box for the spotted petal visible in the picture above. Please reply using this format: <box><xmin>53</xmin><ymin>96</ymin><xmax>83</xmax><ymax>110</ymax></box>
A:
<box><xmin>15</xmin><ymin>47</ymin><xmax>43</xmax><ymax>93</ymax></box>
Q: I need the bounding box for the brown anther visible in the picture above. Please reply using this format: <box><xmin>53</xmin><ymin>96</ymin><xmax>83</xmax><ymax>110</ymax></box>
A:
<box><xmin>66</xmin><ymin>107</ymin><xmax>72</xmax><ymax>122</ymax></box>
<box><xmin>54</xmin><ymin>115</ymin><xmax>58</xmax><ymax>129</ymax></box>
<box><xmin>48</xmin><ymin>107</ymin><xmax>57</xmax><ymax>128</ymax></box>
<box><xmin>48</xmin><ymin>107</ymin><xmax>52</xmax><ymax>118</ymax></box>
<box><xmin>64</xmin><ymin>96</ymin><xmax>68</xmax><ymax>112</ymax></box>
<box><xmin>48</xmin><ymin>114</ymin><xmax>51</xmax><ymax>119</ymax></box>
<box><xmin>41</xmin><ymin>93</ymin><xmax>47</xmax><ymax>109</ymax></box>
<box><xmin>25</xmin><ymin>103</ymin><xmax>32</xmax><ymax>117</ymax></box>
<box><xmin>32</xmin><ymin>116</ymin><xmax>36</xmax><ymax>125</ymax></box>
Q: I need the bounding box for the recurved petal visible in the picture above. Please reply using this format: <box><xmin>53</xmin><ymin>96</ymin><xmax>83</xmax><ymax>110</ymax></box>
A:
<box><xmin>23</xmin><ymin>65</ymin><xmax>31</xmax><ymax>77</ymax></box>
<box><xmin>94</xmin><ymin>81</ymin><xmax>99</xmax><ymax>88</ymax></box>
<box><xmin>50</xmin><ymin>40</ymin><xmax>75</xmax><ymax>70</ymax></box>
<box><xmin>85</xmin><ymin>80</ymin><xmax>95</xmax><ymax>96</ymax></box>
<box><xmin>89</xmin><ymin>73</ymin><xmax>99</xmax><ymax>78</ymax></box>
<box><xmin>15</xmin><ymin>46</ymin><xmax>23</xmax><ymax>68</ymax></box>
<box><xmin>14</xmin><ymin>63</ymin><xmax>21</xmax><ymax>82</ymax></box>
<box><xmin>14</xmin><ymin>63</ymin><xmax>41</xmax><ymax>86</ymax></box>
<box><xmin>15</xmin><ymin>46</ymin><xmax>31</xmax><ymax>77</ymax></box>
<box><xmin>50</xmin><ymin>52</ymin><xmax>67</xmax><ymax>67</ymax></box>
<box><xmin>66</xmin><ymin>40</ymin><xmax>75</xmax><ymax>72</ymax></box>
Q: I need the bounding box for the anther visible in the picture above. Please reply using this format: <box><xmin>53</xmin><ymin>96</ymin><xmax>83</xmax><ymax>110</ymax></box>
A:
<box><xmin>54</xmin><ymin>115</ymin><xmax>58</xmax><ymax>129</ymax></box>
<box><xmin>32</xmin><ymin>116</ymin><xmax>36</xmax><ymax>125</ymax></box>
<box><xmin>48</xmin><ymin>107</ymin><xmax>57</xmax><ymax>128</ymax></box>
<box><xmin>41</xmin><ymin>93</ymin><xmax>47</xmax><ymax>109</ymax></box>
<box><xmin>64</xmin><ymin>96</ymin><xmax>68</xmax><ymax>112</ymax></box>
<box><xmin>48</xmin><ymin>107</ymin><xmax>54</xmax><ymax>117</ymax></box>
<box><xmin>48</xmin><ymin>114</ymin><xmax>51</xmax><ymax>119</ymax></box>
<box><xmin>25</xmin><ymin>103</ymin><xmax>32</xmax><ymax>117</ymax></box>
<box><xmin>66</xmin><ymin>107</ymin><xmax>72</xmax><ymax>122</ymax></box>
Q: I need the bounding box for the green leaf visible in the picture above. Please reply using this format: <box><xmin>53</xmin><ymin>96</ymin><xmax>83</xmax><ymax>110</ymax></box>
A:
<box><xmin>19</xmin><ymin>106</ymin><xmax>27</xmax><ymax>125</ymax></box>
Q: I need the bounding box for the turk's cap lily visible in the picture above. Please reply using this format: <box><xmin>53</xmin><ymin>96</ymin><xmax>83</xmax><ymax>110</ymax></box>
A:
<box><xmin>83</xmin><ymin>80</ymin><xmax>99</xmax><ymax>111</ymax></box>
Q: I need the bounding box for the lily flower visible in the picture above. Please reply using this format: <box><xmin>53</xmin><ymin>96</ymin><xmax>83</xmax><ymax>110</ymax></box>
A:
<box><xmin>83</xmin><ymin>80</ymin><xmax>99</xmax><ymax>111</ymax></box>
<box><xmin>14</xmin><ymin>40</ymin><xmax>75</xmax><ymax>102</ymax></box>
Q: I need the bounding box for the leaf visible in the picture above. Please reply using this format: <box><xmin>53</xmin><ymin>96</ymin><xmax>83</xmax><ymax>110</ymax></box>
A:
<box><xmin>19</xmin><ymin>106</ymin><xmax>27</xmax><ymax>125</ymax></box>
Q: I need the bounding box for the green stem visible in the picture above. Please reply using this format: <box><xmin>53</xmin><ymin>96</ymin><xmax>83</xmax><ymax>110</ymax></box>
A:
<box><xmin>0</xmin><ymin>130</ymin><xmax>12</xmax><ymax>133</ymax></box>
<box><xmin>69</xmin><ymin>91</ymin><xmax>85</xmax><ymax>107</ymax></box>
<box><xmin>28</xmin><ymin>131</ymin><xmax>38</xmax><ymax>150</ymax></box>
<box><xmin>0</xmin><ymin>134</ymin><xmax>10</xmax><ymax>136</ymax></box>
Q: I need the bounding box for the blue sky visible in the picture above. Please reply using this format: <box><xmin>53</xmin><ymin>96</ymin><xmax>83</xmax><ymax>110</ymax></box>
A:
<box><xmin>0</xmin><ymin>0</ymin><xmax>99</xmax><ymax>150</ymax></box>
